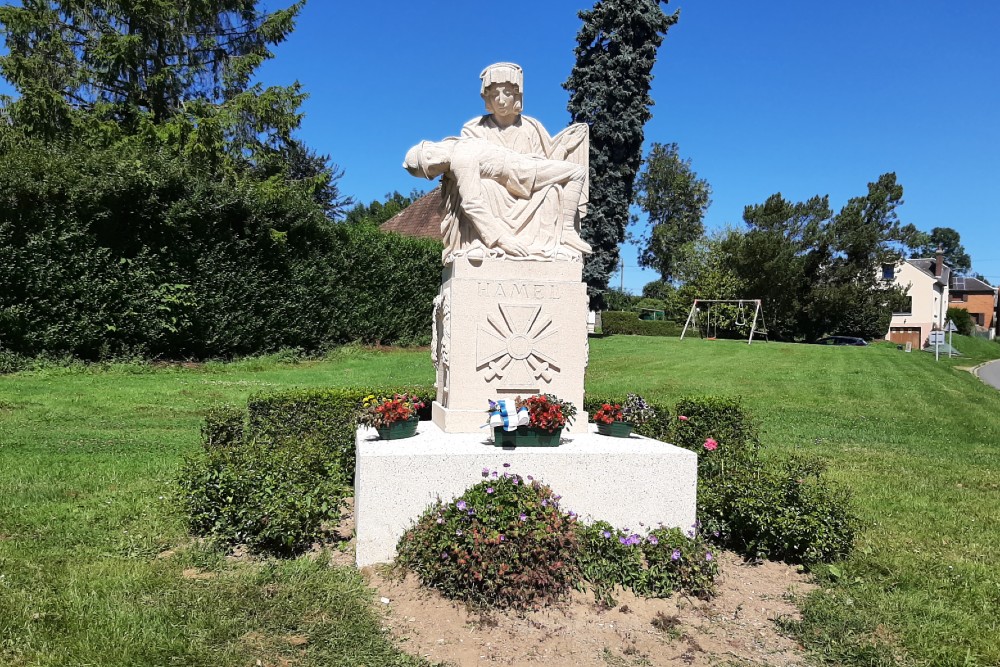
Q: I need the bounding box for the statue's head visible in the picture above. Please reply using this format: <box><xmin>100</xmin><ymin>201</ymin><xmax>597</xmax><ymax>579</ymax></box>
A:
<box><xmin>479</xmin><ymin>62</ymin><xmax>523</xmax><ymax>121</ymax></box>
<box><xmin>403</xmin><ymin>138</ymin><xmax>459</xmax><ymax>180</ymax></box>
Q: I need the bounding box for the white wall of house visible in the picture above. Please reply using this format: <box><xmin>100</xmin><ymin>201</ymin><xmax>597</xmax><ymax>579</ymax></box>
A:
<box><xmin>885</xmin><ymin>261</ymin><xmax>949</xmax><ymax>346</ymax></box>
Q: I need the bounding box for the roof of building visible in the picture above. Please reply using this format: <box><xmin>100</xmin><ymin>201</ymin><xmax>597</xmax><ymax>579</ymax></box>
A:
<box><xmin>379</xmin><ymin>187</ymin><xmax>443</xmax><ymax>240</ymax></box>
<box><xmin>907</xmin><ymin>258</ymin><xmax>951</xmax><ymax>287</ymax></box>
<box><xmin>949</xmin><ymin>275</ymin><xmax>996</xmax><ymax>293</ymax></box>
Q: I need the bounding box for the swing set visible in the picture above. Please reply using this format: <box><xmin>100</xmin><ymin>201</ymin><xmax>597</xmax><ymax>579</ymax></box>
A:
<box><xmin>680</xmin><ymin>299</ymin><xmax>768</xmax><ymax>344</ymax></box>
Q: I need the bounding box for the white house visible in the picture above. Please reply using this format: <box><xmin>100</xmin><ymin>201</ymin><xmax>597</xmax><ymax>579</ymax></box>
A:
<box><xmin>883</xmin><ymin>250</ymin><xmax>950</xmax><ymax>349</ymax></box>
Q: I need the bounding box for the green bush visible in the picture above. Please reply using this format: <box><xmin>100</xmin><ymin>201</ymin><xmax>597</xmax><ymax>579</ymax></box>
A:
<box><xmin>576</xmin><ymin>521</ymin><xmax>717</xmax><ymax>605</ymax></box>
<box><xmin>600</xmin><ymin>311</ymin><xmax>680</xmax><ymax>337</ymax></box>
<box><xmin>246</xmin><ymin>385</ymin><xmax>434</xmax><ymax>477</ymax></box>
<box><xmin>0</xmin><ymin>131</ymin><xmax>442</xmax><ymax>360</ymax></box>
<box><xmin>396</xmin><ymin>467</ymin><xmax>581</xmax><ymax>609</ymax></box>
<box><xmin>698</xmin><ymin>455</ymin><xmax>858</xmax><ymax>564</ymax></box>
<box><xmin>586</xmin><ymin>394</ymin><xmax>855</xmax><ymax>564</ymax></box>
<box><xmin>200</xmin><ymin>404</ymin><xmax>245</xmax><ymax>450</ymax></box>
<box><xmin>946</xmin><ymin>307</ymin><xmax>975</xmax><ymax>336</ymax></box>
<box><xmin>177</xmin><ymin>439</ymin><xmax>349</xmax><ymax>555</ymax></box>
<box><xmin>179</xmin><ymin>385</ymin><xmax>433</xmax><ymax>554</ymax></box>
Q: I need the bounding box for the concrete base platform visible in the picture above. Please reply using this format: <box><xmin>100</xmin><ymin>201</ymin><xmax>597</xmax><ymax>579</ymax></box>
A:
<box><xmin>354</xmin><ymin>420</ymin><xmax>697</xmax><ymax>567</ymax></box>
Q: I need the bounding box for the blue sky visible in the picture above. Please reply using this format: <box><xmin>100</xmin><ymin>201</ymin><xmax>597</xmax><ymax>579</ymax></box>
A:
<box><xmin>8</xmin><ymin>1</ymin><xmax>999</xmax><ymax>292</ymax></box>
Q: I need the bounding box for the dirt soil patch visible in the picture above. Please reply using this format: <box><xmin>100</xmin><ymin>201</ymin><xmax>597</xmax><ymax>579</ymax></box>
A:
<box><xmin>336</xmin><ymin>498</ymin><xmax>815</xmax><ymax>666</ymax></box>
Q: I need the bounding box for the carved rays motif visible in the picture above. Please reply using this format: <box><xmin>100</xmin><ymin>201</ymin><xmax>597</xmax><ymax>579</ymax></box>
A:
<box><xmin>476</xmin><ymin>304</ymin><xmax>560</xmax><ymax>389</ymax></box>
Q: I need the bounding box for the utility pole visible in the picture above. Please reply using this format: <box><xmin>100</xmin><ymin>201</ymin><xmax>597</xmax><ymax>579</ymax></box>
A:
<box><xmin>619</xmin><ymin>257</ymin><xmax>624</xmax><ymax>292</ymax></box>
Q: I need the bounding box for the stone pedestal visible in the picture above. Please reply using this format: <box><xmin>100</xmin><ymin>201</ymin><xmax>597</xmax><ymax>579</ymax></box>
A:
<box><xmin>354</xmin><ymin>421</ymin><xmax>698</xmax><ymax>567</ymax></box>
<box><xmin>431</xmin><ymin>257</ymin><xmax>589</xmax><ymax>433</ymax></box>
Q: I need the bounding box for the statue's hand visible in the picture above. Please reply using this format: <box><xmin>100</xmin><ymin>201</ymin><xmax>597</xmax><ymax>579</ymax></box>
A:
<box><xmin>559</xmin><ymin>124</ymin><xmax>587</xmax><ymax>152</ymax></box>
<box><xmin>497</xmin><ymin>234</ymin><xmax>528</xmax><ymax>257</ymax></box>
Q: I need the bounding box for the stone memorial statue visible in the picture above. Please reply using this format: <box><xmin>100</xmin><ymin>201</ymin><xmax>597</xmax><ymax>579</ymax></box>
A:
<box><xmin>404</xmin><ymin>63</ymin><xmax>591</xmax><ymax>433</ymax></box>
<box><xmin>405</xmin><ymin>62</ymin><xmax>592</xmax><ymax>263</ymax></box>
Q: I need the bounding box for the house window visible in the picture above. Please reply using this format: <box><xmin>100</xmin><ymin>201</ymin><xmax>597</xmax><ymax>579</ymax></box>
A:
<box><xmin>893</xmin><ymin>296</ymin><xmax>912</xmax><ymax>315</ymax></box>
<box><xmin>882</xmin><ymin>264</ymin><xmax>895</xmax><ymax>281</ymax></box>
<box><xmin>950</xmin><ymin>293</ymin><xmax>967</xmax><ymax>302</ymax></box>
<box><xmin>973</xmin><ymin>313</ymin><xmax>985</xmax><ymax>327</ymax></box>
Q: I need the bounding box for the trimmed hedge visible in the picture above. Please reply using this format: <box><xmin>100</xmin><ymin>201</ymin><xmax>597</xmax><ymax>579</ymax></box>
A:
<box><xmin>601</xmin><ymin>311</ymin><xmax>681</xmax><ymax>337</ymax></box>
<box><xmin>184</xmin><ymin>387</ymin><xmax>856</xmax><ymax>563</ymax></box>
<box><xmin>586</xmin><ymin>394</ymin><xmax>856</xmax><ymax>565</ymax></box>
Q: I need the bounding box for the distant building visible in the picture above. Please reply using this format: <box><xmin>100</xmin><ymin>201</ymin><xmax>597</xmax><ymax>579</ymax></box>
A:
<box><xmin>883</xmin><ymin>250</ymin><xmax>950</xmax><ymax>348</ymax></box>
<box><xmin>948</xmin><ymin>275</ymin><xmax>997</xmax><ymax>340</ymax></box>
<box><xmin>379</xmin><ymin>187</ymin><xmax>443</xmax><ymax>241</ymax></box>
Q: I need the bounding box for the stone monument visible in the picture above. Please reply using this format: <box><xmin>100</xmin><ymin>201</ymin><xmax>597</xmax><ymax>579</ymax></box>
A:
<box><xmin>403</xmin><ymin>62</ymin><xmax>593</xmax><ymax>433</ymax></box>
<box><xmin>353</xmin><ymin>63</ymin><xmax>697</xmax><ymax>567</ymax></box>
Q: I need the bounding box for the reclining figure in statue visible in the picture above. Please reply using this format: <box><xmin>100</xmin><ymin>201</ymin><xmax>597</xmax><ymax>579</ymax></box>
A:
<box><xmin>403</xmin><ymin>136</ymin><xmax>592</xmax><ymax>261</ymax></box>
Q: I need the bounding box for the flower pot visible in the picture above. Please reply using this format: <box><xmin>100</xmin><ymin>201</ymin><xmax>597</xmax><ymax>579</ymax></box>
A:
<box><xmin>493</xmin><ymin>425</ymin><xmax>563</xmax><ymax>447</ymax></box>
<box><xmin>377</xmin><ymin>416</ymin><xmax>419</xmax><ymax>440</ymax></box>
<box><xmin>596</xmin><ymin>421</ymin><xmax>633</xmax><ymax>438</ymax></box>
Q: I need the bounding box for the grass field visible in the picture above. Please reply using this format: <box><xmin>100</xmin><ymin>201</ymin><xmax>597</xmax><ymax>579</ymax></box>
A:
<box><xmin>1</xmin><ymin>337</ymin><xmax>999</xmax><ymax>665</ymax></box>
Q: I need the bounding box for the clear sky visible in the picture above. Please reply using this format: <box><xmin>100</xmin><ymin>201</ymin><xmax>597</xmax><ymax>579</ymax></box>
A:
<box><xmin>8</xmin><ymin>1</ymin><xmax>1000</xmax><ymax>292</ymax></box>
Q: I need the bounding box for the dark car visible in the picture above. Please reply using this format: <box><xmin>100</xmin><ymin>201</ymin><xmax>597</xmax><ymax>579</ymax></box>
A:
<box><xmin>814</xmin><ymin>336</ymin><xmax>867</xmax><ymax>346</ymax></box>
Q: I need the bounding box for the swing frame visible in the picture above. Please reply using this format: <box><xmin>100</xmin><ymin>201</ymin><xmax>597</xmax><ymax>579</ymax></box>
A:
<box><xmin>680</xmin><ymin>299</ymin><xmax>768</xmax><ymax>345</ymax></box>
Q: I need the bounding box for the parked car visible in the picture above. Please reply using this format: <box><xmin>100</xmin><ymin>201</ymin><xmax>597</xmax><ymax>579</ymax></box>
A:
<box><xmin>814</xmin><ymin>336</ymin><xmax>868</xmax><ymax>346</ymax></box>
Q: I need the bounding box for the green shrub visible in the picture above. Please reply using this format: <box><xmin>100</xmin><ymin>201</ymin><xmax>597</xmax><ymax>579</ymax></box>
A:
<box><xmin>246</xmin><ymin>385</ymin><xmax>434</xmax><ymax>477</ymax></box>
<box><xmin>0</xmin><ymin>131</ymin><xmax>442</xmax><ymax>360</ymax></box>
<box><xmin>177</xmin><ymin>439</ymin><xmax>349</xmax><ymax>555</ymax></box>
<box><xmin>396</xmin><ymin>467</ymin><xmax>581</xmax><ymax>610</ymax></box>
<box><xmin>586</xmin><ymin>394</ymin><xmax>854</xmax><ymax>564</ymax></box>
<box><xmin>946</xmin><ymin>307</ymin><xmax>974</xmax><ymax>336</ymax></box>
<box><xmin>200</xmin><ymin>404</ymin><xmax>245</xmax><ymax>450</ymax></box>
<box><xmin>669</xmin><ymin>395</ymin><xmax>761</xmax><ymax>480</ymax></box>
<box><xmin>600</xmin><ymin>311</ymin><xmax>680</xmax><ymax>336</ymax></box>
<box><xmin>699</xmin><ymin>455</ymin><xmax>858</xmax><ymax>564</ymax></box>
<box><xmin>576</xmin><ymin>521</ymin><xmax>717</xmax><ymax>605</ymax></box>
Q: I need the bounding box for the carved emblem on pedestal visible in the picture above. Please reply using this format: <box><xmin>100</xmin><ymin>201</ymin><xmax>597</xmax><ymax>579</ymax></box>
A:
<box><xmin>476</xmin><ymin>303</ymin><xmax>559</xmax><ymax>389</ymax></box>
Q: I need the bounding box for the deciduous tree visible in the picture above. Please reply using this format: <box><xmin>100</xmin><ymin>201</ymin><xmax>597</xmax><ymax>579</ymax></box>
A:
<box><xmin>635</xmin><ymin>142</ymin><xmax>712</xmax><ymax>282</ymax></box>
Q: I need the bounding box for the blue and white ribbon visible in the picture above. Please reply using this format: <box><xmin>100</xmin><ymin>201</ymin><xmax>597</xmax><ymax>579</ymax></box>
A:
<box><xmin>487</xmin><ymin>399</ymin><xmax>529</xmax><ymax>431</ymax></box>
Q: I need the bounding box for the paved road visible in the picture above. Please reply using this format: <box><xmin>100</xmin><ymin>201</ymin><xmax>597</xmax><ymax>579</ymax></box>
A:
<box><xmin>978</xmin><ymin>359</ymin><xmax>1000</xmax><ymax>390</ymax></box>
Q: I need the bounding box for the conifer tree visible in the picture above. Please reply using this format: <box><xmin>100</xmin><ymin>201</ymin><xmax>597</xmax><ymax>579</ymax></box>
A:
<box><xmin>564</xmin><ymin>0</ymin><xmax>678</xmax><ymax>306</ymax></box>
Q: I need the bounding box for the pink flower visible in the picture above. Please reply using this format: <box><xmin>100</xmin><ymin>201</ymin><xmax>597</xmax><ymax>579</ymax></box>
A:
<box><xmin>678</xmin><ymin>415</ymin><xmax>689</xmax><ymax>422</ymax></box>
<box><xmin>703</xmin><ymin>437</ymin><xmax>718</xmax><ymax>451</ymax></box>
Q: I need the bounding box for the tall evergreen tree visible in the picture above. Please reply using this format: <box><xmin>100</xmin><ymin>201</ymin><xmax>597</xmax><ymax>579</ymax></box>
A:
<box><xmin>564</xmin><ymin>0</ymin><xmax>678</xmax><ymax>306</ymax></box>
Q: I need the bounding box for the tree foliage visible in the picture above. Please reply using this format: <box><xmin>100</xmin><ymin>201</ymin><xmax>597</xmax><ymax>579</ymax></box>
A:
<box><xmin>636</xmin><ymin>142</ymin><xmax>712</xmax><ymax>282</ymax></box>
<box><xmin>711</xmin><ymin>174</ymin><xmax>916</xmax><ymax>341</ymax></box>
<box><xmin>345</xmin><ymin>189</ymin><xmax>425</xmax><ymax>226</ymax></box>
<box><xmin>914</xmin><ymin>226</ymin><xmax>972</xmax><ymax>274</ymax></box>
<box><xmin>564</xmin><ymin>0</ymin><xmax>678</xmax><ymax>306</ymax></box>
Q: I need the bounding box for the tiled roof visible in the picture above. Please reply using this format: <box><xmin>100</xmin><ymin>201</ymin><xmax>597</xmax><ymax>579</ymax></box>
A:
<box><xmin>907</xmin><ymin>258</ymin><xmax>950</xmax><ymax>286</ymax></box>
<box><xmin>950</xmin><ymin>275</ymin><xmax>996</xmax><ymax>293</ymax></box>
<box><xmin>379</xmin><ymin>187</ymin><xmax>443</xmax><ymax>241</ymax></box>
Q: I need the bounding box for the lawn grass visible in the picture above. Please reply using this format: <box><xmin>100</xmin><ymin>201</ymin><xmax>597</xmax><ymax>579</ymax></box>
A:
<box><xmin>2</xmin><ymin>336</ymin><xmax>999</xmax><ymax>665</ymax></box>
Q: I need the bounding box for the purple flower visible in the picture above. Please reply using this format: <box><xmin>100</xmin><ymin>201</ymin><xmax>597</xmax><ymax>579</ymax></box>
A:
<box><xmin>499</xmin><ymin>534</ymin><xmax>505</xmax><ymax>542</ymax></box>
<box><xmin>602</xmin><ymin>530</ymin><xmax>612</xmax><ymax>539</ymax></box>
<box><xmin>671</xmin><ymin>549</ymin><xmax>681</xmax><ymax>561</ymax></box>
<box><xmin>526</xmin><ymin>476</ymin><xmax>533</xmax><ymax>481</ymax></box>
<box><xmin>502</xmin><ymin>462</ymin><xmax>511</xmax><ymax>468</ymax></box>
<box><xmin>436</xmin><ymin>517</ymin><xmax>444</xmax><ymax>524</ymax></box>
<box><xmin>481</xmin><ymin>467</ymin><xmax>489</xmax><ymax>478</ymax></box>
<box><xmin>456</xmin><ymin>500</ymin><xmax>467</xmax><ymax>511</ymax></box>
<box><xmin>541</xmin><ymin>499</ymin><xmax>549</xmax><ymax>507</ymax></box>
<box><xmin>440</xmin><ymin>551</ymin><xmax>448</xmax><ymax>560</ymax></box>
<box><xmin>647</xmin><ymin>535</ymin><xmax>659</xmax><ymax>545</ymax></box>
<box><xmin>456</xmin><ymin>529</ymin><xmax>463</xmax><ymax>536</ymax></box>
<box><xmin>519</xmin><ymin>513</ymin><xmax>528</xmax><ymax>522</ymax></box>
<box><xmin>705</xmin><ymin>552</ymin><xmax>713</xmax><ymax>562</ymax></box>
<box><xmin>492</xmin><ymin>471</ymin><xmax>498</xmax><ymax>478</ymax></box>
<box><xmin>554</xmin><ymin>495</ymin><xmax>562</xmax><ymax>501</ymax></box>
<box><xmin>620</xmin><ymin>533</ymin><xmax>641</xmax><ymax>547</ymax></box>
<box><xmin>467</xmin><ymin>509</ymin><xmax>475</xmax><ymax>516</ymax></box>
<box><xmin>512</xmin><ymin>477</ymin><xmax>520</xmax><ymax>486</ymax></box>
<box><xmin>486</xmin><ymin>487</ymin><xmax>494</xmax><ymax>494</ymax></box>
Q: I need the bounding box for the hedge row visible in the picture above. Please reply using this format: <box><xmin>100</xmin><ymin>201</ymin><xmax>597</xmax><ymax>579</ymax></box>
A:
<box><xmin>0</xmin><ymin>136</ymin><xmax>443</xmax><ymax>360</ymax></box>
<box><xmin>183</xmin><ymin>387</ymin><xmax>857</xmax><ymax>564</ymax></box>
<box><xmin>601</xmin><ymin>311</ymin><xmax>681</xmax><ymax>337</ymax></box>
